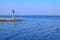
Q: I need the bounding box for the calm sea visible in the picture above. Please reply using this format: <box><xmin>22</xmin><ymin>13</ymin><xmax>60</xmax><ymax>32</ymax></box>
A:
<box><xmin>0</xmin><ymin>15</ymin><xmax>60</xmax><ymax>40</ymax></box>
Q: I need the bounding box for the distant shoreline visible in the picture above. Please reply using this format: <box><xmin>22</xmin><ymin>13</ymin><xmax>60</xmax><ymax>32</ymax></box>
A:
<box><xmin>0</xmin><ymin>15</ymin><xmax>60</xmax><ymax>17</ymax></box>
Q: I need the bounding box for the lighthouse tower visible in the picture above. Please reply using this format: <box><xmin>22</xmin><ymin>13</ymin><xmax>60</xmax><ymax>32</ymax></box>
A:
<box><xmin>12</xmin><ymin>9</ymin><xmax>14</xmax><ymax>20</ymax></box>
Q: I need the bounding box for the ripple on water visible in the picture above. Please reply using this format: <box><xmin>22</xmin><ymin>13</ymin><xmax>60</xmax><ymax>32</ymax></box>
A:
<box><xmin>0</xmin><ymin>16</ymin><xmax>60</xmax><ymax>40</ymax></box>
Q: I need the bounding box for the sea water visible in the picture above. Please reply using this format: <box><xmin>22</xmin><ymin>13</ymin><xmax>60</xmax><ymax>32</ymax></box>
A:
<box><xmin>0</xmin><ymin>15</ymin><xmax>60</xmax><ymax>40</ymax></box>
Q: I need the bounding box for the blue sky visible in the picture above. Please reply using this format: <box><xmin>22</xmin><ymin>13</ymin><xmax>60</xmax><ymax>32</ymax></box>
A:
<box><xmin>0</xmin><ymin>0</ymin><xmax>60</xmax><ymax>15</ymax></box>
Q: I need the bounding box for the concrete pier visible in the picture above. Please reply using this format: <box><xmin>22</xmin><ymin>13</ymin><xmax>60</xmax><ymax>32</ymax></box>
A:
<box><xmin>0</xmin><ymin>18</ymin><xmax>23</xmax><ymax>22</ymax></box>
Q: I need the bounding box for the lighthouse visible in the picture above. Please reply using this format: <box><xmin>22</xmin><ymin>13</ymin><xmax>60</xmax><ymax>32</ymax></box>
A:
<box><xmin>0</xmin><ymin>9</ymin><xmax>22</xmax><ymax>22</ymax></box>
<box><xmin>12</xmin><ymin>9</ymin><xmax>15</xmax><ymax>20</ymax></box>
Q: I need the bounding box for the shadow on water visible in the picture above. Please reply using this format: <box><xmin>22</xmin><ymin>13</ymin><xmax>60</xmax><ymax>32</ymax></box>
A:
<box><xmin>12</xmin><ymin>21</ymin><xmax>14</xmax><ymax>31</ymax></box>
